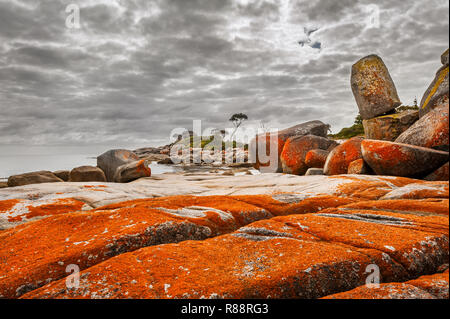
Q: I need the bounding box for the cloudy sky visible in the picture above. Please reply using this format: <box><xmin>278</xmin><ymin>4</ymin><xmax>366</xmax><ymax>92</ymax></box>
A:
<box><xmin>0</xmin><ymin>0</ymin><xmax>449</xmax><ymax>149</ymax></box>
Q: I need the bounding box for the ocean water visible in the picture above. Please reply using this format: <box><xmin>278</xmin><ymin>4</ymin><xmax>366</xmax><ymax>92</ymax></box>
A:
<box><xmin>0</xmin><ymin>145</ymin><xmax>178</xmax><ymax>180</ymax></box>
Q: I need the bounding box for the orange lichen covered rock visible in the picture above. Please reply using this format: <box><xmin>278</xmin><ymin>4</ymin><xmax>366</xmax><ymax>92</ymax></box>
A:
<box><xmin>396</xmin><ymin>103</ymin><xmax>449</xmax><ymax>151</ymax></box>
<box><xmin>23</xmin><ymin>205</ymin><xmax>448</xmax><ymax>299</ymax></box>
<box><xmin>305</xmin><ymin>149</ymin><xmax>331</xmax><ymax>169</ymax></box>
<box><xmin>250</xmin><ymin>121</ymin><xmax>330</xmax><ymax>173</ymax></box>
<box><xmin>347</xmin><ymin>159</ymin><xmax>372</xmax><ymax>175</ymax></box>
<box><xmin>281</xmin><ymin>135</ymin><xmax>337</xmax><ymax>175</ymax></box>
<box><xmin>361</xmin><ymin>140</ymin><xmax>449</xmax><ymax>177</ymax></box>
<box><xmin>351</xmin><ymin>55</ymin><xmax>401</xmax><ymax>119</ymax></box>
<box><xmin>0</xmin><ymin>198</ymin><xmax>88</xmax><ymax>230</ymax></box>
<box><xmin>324</xmin><ymin>137</ymin><xmax>364</xmax><ymax>175</ymax></box>
<box><xmin>323</xmin><ymin>271</ymin><xmax>449</xmax><ymax>299</ymax></box>
<box><xmin>0</xmin><ymin>195</ymin><xmax>277</xmax><ymax>298</ymax></box>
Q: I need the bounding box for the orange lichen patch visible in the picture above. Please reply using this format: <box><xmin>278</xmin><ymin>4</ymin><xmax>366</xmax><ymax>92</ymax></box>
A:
<box><xmin>23</xmin><ymin>207</ymin><xmax>448</xmax><ymax>299</ymax></box>
<box><xmin>340</xmin><ymin>199</ymin><xmax>449</xmax><ymax>217</ymax></box>
<box><xmin>231</xmin><ymin>194</ymin><xmax>355</xmax><ymax>216</ymax></box>
<box><xmin>323</xmin><ymin>271</ymin><xmax>449</xmax><ymax>299</ymax></box>
<box><xmin>0</xmin><ymin>199</ymin><xmax>20</xmax><ymax>213</ymax></box>
<box><xmin>276</xmin><ymin>212</ymin><xmax>449</xmax><ymax>277</ymax></box>
<box><xmin>324</xmin><ymin>137</ymin><xmax>363</xmax><ymax>175</ymax></box>
<box><xmin>305</xmin><ymin>149</ymin><xmax>329</xmax><ymax>169</ymax></box>
<box><xmin>0</xmin><ymin>195</ymin><xmax>279</xmax><ymax>298</ymax></box>
<box><xmin>280</xmin><ymin>136</ymin><xmax>335</xmax><ymax>175</ymax></box>
<box><xmin>317</xmin><ymin>206</ymin><xmax>449</xmax><ymax>235</ymax></box>
<box><xmin>361</xmin><ymin>140</ymin><xmax>449</xmax><ymax>177</ymax></box>
<box><xmin>0</xmin><ymin>198</ymin><xmax>86</xmax><ymax>227</ymax></box>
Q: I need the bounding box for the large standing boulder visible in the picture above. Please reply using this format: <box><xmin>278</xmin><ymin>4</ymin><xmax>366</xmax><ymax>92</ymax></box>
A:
<box><xmin>361</xmin><ymin>140</ymin><xmax>449</xmax><ymax>177</ymax></box>
<box><xmin>7</xmin><ymin>171</ymin><xmax>63</xmax><ymax>187</ymax></box>
<box><xmin>114</xmin><ymin>160</ymin><xmax>152</xmax><ymax>183</ymax></box>
<box><xmin>305</xmin><ymin>149</ymin><xmax>331</xmax><ymax>169</ymax></box>
<box><xmin>419</xmin><ymin>51</ymin><xmax>449</xmax><ymax>117</ymax></box>
<box><xmin>69</xmin><ymin>166</ymin><xmax>107</xmax><ymax>182</ymax></box>
<box><xmin>250</xmin><ymin>121</ymin><xmax>330</xmax><ymax>173</ymax></box>
<box><xmin>324</xmin><ymin>137</ymin><xmax>364</xmax><ymax>175</ymax></box>
<box><xmin>363</xmin><ymin>110</ymin><xmax>419</xmax><ymax>141</ymax></box>
<box><xmin>395</xmin><ymin>103</ymin><xmax>449</xmax><ymax>151</ymax></box>
<box><xmin>281</xmin><ymin>135</ymin><xmax>337</xmax><ymax>175</ymax></box>
<box><xmin>97</xmin><ymin>149</ymin><xmax>140</xmax><ymax>182</ymax></box>
<box><xmin>351</xmin><ymin>55</ymin><xmax>402</xmax><ymax>120</ymax></box>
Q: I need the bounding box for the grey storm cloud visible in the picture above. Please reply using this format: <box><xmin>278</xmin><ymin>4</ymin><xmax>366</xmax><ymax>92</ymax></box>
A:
<box><xmin>0</xmin><ymin>0</ymin><xmax>448</xmax><ymax>147</ymax></box>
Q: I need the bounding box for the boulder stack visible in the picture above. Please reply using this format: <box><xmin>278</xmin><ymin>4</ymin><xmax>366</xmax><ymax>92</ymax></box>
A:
<box><xmin>280</xmin><ymin>135</ymin><xmax>337</xmax><ymax>175</ymax></box>
<box><xmin>250</xmin><ymin>120</ymin><xmax>330</xmax><ymax>173</ymax></box>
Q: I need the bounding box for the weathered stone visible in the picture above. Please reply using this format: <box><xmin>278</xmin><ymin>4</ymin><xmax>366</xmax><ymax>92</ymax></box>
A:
<box><xmin>324</xmin><ymin>137</ymin><xmax>364</xmax><ymax>175</ymax></box>
<box><xmin>305</xmin><ymin>149</ymin><xmax>331</xmax><ymax>168</ymax></box>
<box><xmin>351</xmin><ymin>55</ymin><xmax>401</xmax><ymax>120</ymax></box>
<box><xmin>250</xmin><ymin>121</ymin><xmax>330</xmax><ymax>173</ymax></box>
<box><xmin>281</xmin><ymin>135</ymin><xmax>337</xmax><ymax>175</ymax></box>
<box><xmin>395</xmin><ymin>103</ymin><xmax>449</xmax><ymax>151</ymax></box>
<box><xmin>53</xmin><ymin>170</ymin><xmax>70</xmax><ymax>182</ymax></box>
<box><xmin>69</xmin><ymin>166</ymin><xmax>107</xmax><ymax>183</ymax></box>
<box><xmin>114</xmin><ymin>160</ymin><xmax>152</xmax><ymax>183</ymax></box>
<box><xmin>305</xmin><ymin>168</ymin><xmax>324</xmax><ymax>176</ymax></box>
<box><xmin>7</xmin><ymin>171</ymin><xmax>63</xmax><ymax>187</ymax></box>
<box><xmin>425</xmin><ymin>162</ymin><xmax>449</xmax><ymax>182</ymax></box>
<box><xmin>441</xmin><ymin>48</ymin><xmax>449</xmax><ymax>66</ymax></box>
<box><xmin>361</xmin><ymin>140</ymin><xmax>449</xmax><ymax>177</ymax></box>
<box><xmin>363</xmin><ymin>110</ymin><xmax>419</xmax><ymax>141</ymax></box>
<box><xmin>348</xmin><ymin>159</ymin><xmax>372</xmax><ymax>175</ymax></box>
<box><xmin>97</xmin><ymin>149</ymin><xmax>140</xmax><ymax>182</ymax></box>
<box><xmin>420</xmin><ymin>64</ymin><xmax>449</xmax><ymax>117</ymax></box>
<box><xmin>323</xmin><ymin>271</ymin><xmax>449</xmax><ymax>299</ymax></box>
<box><xmin>21</xmin><ymin>205</ymin><xmax>448</xmax><ymax>299</ymax></box>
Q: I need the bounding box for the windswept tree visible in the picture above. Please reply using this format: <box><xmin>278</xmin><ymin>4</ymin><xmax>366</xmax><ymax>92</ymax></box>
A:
<box><xmin>229</xmin><ymin>113</ymin><xmax>248</xmax><ymax>140</ymax></box>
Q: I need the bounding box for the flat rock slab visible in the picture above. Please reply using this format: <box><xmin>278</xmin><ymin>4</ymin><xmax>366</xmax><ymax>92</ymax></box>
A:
<box><xmin>1</xmin><ymin>174</ymin><xmax>447</xmax><ymax>231</ymax></box>
<box><xmin>324</xmin><ymin>271</ymin><xmax>449</xmax><ymax>299</ymax></box>
<box><xmin>22</xmin><ymin>205</ymin><xmax>448</xmax><ymax>299</ymax></box>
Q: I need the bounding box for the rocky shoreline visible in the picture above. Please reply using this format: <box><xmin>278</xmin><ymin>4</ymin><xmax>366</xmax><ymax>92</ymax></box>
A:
<box><xmin>0</xmin><ymin>49</ymin><xmax>448</xmax><ymax>299</ymax></box>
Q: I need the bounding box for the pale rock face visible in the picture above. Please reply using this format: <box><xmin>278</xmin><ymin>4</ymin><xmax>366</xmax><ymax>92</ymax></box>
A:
<box><xmin>351</xmin><ymin>55</ymin><xmax>401</xmax><ymax>120</ymax></box>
